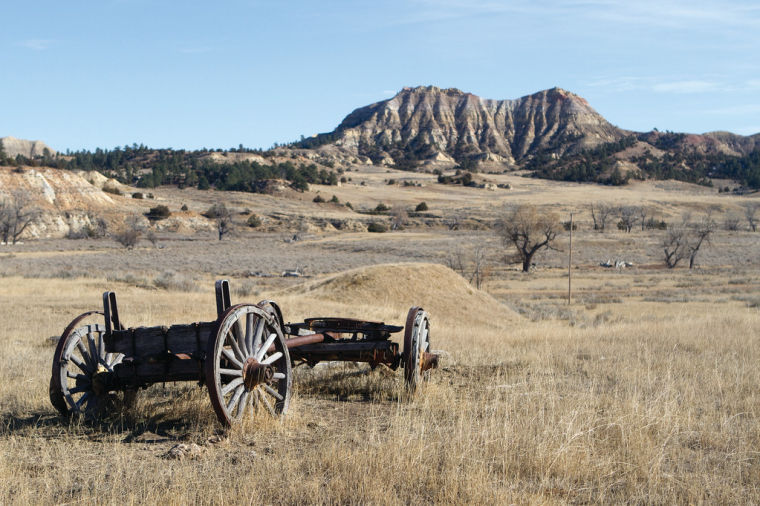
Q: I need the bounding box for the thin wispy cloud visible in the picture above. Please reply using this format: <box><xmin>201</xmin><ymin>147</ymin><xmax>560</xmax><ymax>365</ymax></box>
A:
<box><xmin>15</xmin><ymin>39</ymin><xmax>55</xmax><ymax>51</ymax></box>
<box><xmin>402</xmin><ymin>0</ymin><xmax>760</xmax><ymax>30</ymax></box>
<box><xmin>587</xmin><ymin>76</ymin><xmax>760</xmax><ymax>94</ymax></box>
<box><xmin>652</xmin><ymin>81</ymin><xmax>719</xmax><ymax>94</ymax></box>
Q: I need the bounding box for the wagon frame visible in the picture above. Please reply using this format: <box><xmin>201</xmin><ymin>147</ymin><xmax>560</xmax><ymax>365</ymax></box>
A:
<box><xmin>49</xmin><ymin>280</ymin><xmax>437</xmax><ymax>426</ymax></box>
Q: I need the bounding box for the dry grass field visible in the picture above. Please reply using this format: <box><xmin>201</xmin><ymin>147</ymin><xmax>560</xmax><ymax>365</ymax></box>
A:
<box><xmin>1</xmin><ymin>260</ymin><xmax>759</xmax><ymax>503</ymax></box>
<box><xmin>1</xmin><ymin>172</ymin><xmax>760</xmax><ymax>503</ymax></box>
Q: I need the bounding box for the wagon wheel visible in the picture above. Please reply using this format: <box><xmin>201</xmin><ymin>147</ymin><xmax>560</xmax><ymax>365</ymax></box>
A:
<box><xmin>206</xmin><ymin>303</ymin><xmax>292</xmax><ymax>427</ymax></box>
<box><xmin>403</xmin><ymin>307</ymin><xmax>431</xmax><ymax>392</ymax></box>
<box><xmin>49</xmin><ymin>311</ymin><xmax>136</xmax><ymax>419</ymax></box>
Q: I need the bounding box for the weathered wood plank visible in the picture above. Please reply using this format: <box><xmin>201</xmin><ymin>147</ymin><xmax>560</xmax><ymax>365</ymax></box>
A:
<box><xmin>113</xmin><ymin>357</ymin><xmax>203</xmax><ymax>385</ymax></box>
<box><xmin>105</xmin><ymin>322</ymin><xmax>216</xmax><ymax>358</ymax></box>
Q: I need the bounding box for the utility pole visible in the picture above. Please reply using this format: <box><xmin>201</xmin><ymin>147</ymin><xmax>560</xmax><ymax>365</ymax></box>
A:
<box><xmin>568</xmin><ymin>212</ymin><xmax>573</xmax><ymax>305</ymax></box>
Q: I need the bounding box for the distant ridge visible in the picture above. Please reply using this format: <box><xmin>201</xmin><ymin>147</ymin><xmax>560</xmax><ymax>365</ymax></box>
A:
<box><xmin>295</xmin><ymin>86</ymin><xmax>759</xmax><ymax>171</ymax></box>
<box><xmin>298</xmin><ymin>86</ymin><xmax>625</xmax><ymax>167</ymax></box>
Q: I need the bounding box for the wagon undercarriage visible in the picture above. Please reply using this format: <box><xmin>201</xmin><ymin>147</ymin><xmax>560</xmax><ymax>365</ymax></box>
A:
<box><xmin>49</xmin><ymin>280</ymin><xmax>438</xmax><ymax>427</ymax></box>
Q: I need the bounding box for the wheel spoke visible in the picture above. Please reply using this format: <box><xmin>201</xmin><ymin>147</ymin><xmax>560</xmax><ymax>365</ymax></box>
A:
<box><xmin>226</xmin><ymin>330</ymin><xmax>246</xmax><ymax>362</ymax></box>
<box><xmin>69</xmin><ymin>386</ymin><xmax>89</xmax><ymax>395</ymax></box>
<box><xmin>70</xmin><ymin>354</ymin><xmax>92</xmax><ymax>374</ymax></box>
<box><xmin>272</xmin><ymin>372</ymin><xmax>286</xmax><ymax>380</ymax></box>
<box><xmin>255</xmin><ymin>333</ymin><xmax>277</xmax><ymax>361</ymax></box>
<box><xmin>74</xmin><ymin>392</ymin><xmax>90</xmax><ymax>410</ymax></box>
<box><xmin>233</xmin><ymin>318</ymin><xmax>248</xmax><ymax>357</ymax></box>
<box><xmin>222</xmin><ymin>348</ymin><xmax>243</xmax><ymax>369</ymax></box>
<box><xmin>236</xmin><ymin>391</ymin><xmax>250</xmax><ymax>418</ymax></box>
<box><xmin>252</xmin><ymin>321</ymin><xmax>265</xmax><ymax>356</ymax></box>
<box><xmin>244</xmin><ymin>313</ymin><xmax>255</xmax><ymax>357</ymax></box>
<box><xmin>262</xmin><ymin>385</ymin><xmax>283</xmax><ymax>401</ymax></box>
<box><xmin>221</xmin><ymin>377</ymin><xmax>244</xmax><ymax>395</ymax></box>
<box><xmin>258</xmin><ymin>388</ymin><xmax>276</xmax><ymax>416</ymax></box>
<box><xmin>261</xmin><ymin>351</ymin><xmax>282</xmax><ymax>365</ymax></box>
<box><xmin>97</xmin><ymin>332</ymin><xmax>106</xmax><ymax>361</ymax></box>
<box><xmin>226</xmin><ymin>385</ymin><xmax>244</xmax><ymax>413</ymax></box>
<box><xmin>67</xmin><ymin>370</ymin><xmax>89</xmax><ymax>381</ymax></box>
<box><xmin>76</xmin><ymin>339</ymin><xmax>92</xmax><ymax>368</ymax></box>
<box><xmin>219</xmin><ymin>368</ymin><xmax>242</xmax><ymax>377</ymax></box>
<box><xmin>87</xmin><ymin>333</ymin><xmax>99</xmax><ymax>367</ymax></box>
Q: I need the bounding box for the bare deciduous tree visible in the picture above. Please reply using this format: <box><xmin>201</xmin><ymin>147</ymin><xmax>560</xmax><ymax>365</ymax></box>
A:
<box><xmin>496</xmin><ymin>205</ymin><xmax>560</xmax><ymax>272</ymax></box>
<box><xmin>217</xmin><ymin>214</ymin><xmax>232</xmax><ymax>240</ymax></box>
<box><xmin>444</xmin><ymin>213</ymin><xmax>461</xmax><ymax>231</ymax></box>
<box><xmin>687</xmin><ymin>216</ymin><xmax>715</xmax><ymax>269</ymax></box>
<box><xmin>113</xmin><ymin>215</ymin><xmax>144</xmax><ymax>249</ymax></box>
<box><xmin>724</xmin><ymin>213</ymin><xmax>741</xmax><ymax>231</ymax></box>
<box><xmin>445</xmin><ymin>245</ymin><xmax>490</xmax><ymax>289</ymax></box>
<box><xmin>590</xmin><ymin>202</ymin><xmax>617</xmax><ymax>232</ymax></box>
<box><xmin>390</xmin><ymin>207</ymin><xmax>408</xmax><ymax>231</ymax></box>
<box><xmin>663</xmin><ymin>228</ymin><xmax>688</xmax><ymax>268</ymax></box>
<box><xmin>744</xmin><ymin>202</ymin><xmax>759</xmax><ymax>232</ymax></box>
<box><xmin>445</xmin><ymin>246</ymin><xmax>467</xmax><ymax>277</ymax></box>
<box><xmin>205</xmin><ymin>203</ymin><xmax>233</xmax><ymax>240</ymax></box>
<box><xmin>0</xmin><ymin>191</ymin><xmax>40</xmax><ymax>244</ymax></box>
<box><xmin>618</xmin><ymin>206</ymin><xmax>639</xmax><ymax>233</ymax></box>
<box><xmin>662</xmin><ymin>214</ymin><xmax>715</xmax><ymax>269</ymax></box>
<box><xmin>469</xmin><ymin>245</ymin><xmax>489</xmax><ymax>289</ymax></box>
<box><xmin>638</xmin><ymin>206</ymin><xmax>649</xmax><ymax>231</ymax></box>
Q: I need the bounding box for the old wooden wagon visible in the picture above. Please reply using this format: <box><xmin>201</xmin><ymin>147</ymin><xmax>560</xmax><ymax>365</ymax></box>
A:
<box><xmin>49</xmin><ymin>280</ymin><xmax>437</xmax><ymax>426</ymax></box>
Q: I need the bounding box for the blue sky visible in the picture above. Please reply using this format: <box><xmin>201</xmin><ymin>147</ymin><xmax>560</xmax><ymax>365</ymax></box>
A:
<box><xmin>1</xmin><ymin>0</ymin><xmax>758</xmax><ymax>151</ymax></box>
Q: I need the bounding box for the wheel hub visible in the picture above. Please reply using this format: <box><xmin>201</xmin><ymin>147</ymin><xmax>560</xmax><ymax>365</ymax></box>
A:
<box><xmin>242</xmin><ymin>358</ymin><xmax>274</xmax><ymax>391</ymax></box>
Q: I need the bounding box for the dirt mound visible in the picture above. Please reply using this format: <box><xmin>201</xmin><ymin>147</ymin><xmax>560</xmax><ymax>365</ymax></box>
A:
<box><xmin>290</xmin><ymin>263</ymin><xmax>519</xmax><ymax>325</ymax></box>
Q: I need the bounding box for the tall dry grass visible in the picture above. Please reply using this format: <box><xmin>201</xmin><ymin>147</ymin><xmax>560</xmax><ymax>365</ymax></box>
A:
<box><xmin>0</xmin><ymin>269</ymin><xmax>759</xmax><ymax>503</ymax></box>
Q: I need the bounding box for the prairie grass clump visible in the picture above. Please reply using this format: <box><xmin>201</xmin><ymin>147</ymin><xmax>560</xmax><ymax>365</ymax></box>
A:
<box><xmin>152</xmin><ymin>271</ymin><xmax>198</xmax><ymax>292</ymax></box>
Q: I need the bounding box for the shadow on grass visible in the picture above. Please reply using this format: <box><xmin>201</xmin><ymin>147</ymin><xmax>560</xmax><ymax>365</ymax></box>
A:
<box><xmin>1</xmin><ymin>385</ymin><xmax>219</xmax><ymax>442</ymax></box>
<box><xmin>294</xmin><ymin>363</ymin><xmax>403</xmax><ymax>402</ymax></box>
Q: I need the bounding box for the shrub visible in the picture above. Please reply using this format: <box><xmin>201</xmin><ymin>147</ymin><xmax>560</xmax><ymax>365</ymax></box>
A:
<box><xmin>113</xmin><ymin>229</ymin><xmax>140</xmax><ymax>249</ymax></box>
<box><xmin>180</xmin><ymin>204</ymin><xmax>188</xmax><ymax>211</ymax></box>
<box><xmin>132</xmin><ymin>192</ymin><xmax>144</xmax><ymax>199</ymax></box>
<box><xmin>146</xmin><ymin>205</ymin><xmax>171</xmax><ymax>221</ymax></box>
<box><xmin>203</xmin><ymin>203</ymin><xmax>229</xmax><ymax>219</ymax></box>
<box><xmin>340</xmin><ymin>176</ymin><xmax>347</xmax><ymax>183</ymax></box>
<box><xmin>345</xmin><ymin>202</ymin><xmax>353</xmax><ymax>209</ymax></box>
<box><xmin>103</xmin><ymin>185</ymin><xmax>122</xmax><ymax>196</ymax></box>
<box><xmin>644</xmin><ymin>218</ymin><xmax>667</xmax><ymax>230</ymax></box>
<box><xmin>313</xmin><ymin>195</ymin><xmax>326</xmax><ymax>203</ymax></box>
<box><xmin>562</xmin><ymin>221</ymin><xmax>577</xmax><ymax>231</ymax></box>
<box><xmin>415</xmin><ymin>202</ymin><xmax>428</xmax><ymax>212</ymax></box>
<box><xmin>330</xmin><ymin>195</ymin><xmax>340</xmax><ymax>203</ymax></box>
<box><xmin>153</xmin><ymin>271</ymin><xmax>198</xmax><ymax>292</ymax></box>
<box><xmin>375</xmin><ymin>203</ymin><xmax>390</xmax><ymax>213</ymax></box>
<box><xmin>387</xmin><ymin>179</ymin><xmax>396</xmax><ymax>185</ymax></box>
<box><xmin>367</xmin><ymin>222</ymin><xmax>388</xmax><ymax>233</ymax></box>
<box><xmin>247</xmin><ymin>214</ymin><xmax>262</xmax><ymax>228</ymax></box>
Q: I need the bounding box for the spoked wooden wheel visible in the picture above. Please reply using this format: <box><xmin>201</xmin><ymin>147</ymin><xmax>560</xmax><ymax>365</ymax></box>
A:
<box><xmin>206</xmin><ymin>303</ymin><xmax>292</xmax><ymax>427</ymax></box>
<box><xmin>49</xmin><ymin>311</ymin><xmax>135</xmax><ymax>419</ymax></box>
<box><xmin>403</xmin><ymin>307</ymin><xmax>431</xmax><ymax>392</ymax></box>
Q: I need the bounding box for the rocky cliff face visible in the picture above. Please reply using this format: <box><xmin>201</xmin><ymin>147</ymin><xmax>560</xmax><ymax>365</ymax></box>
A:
<box><xmin>303</xmin><ymin>86</ymin><xmax>626</xmax><ymax>166</ymax></box>
<box><xmin>0</xmin><ymin>136</ymin><xmax>57</xmax><ymax>158</ymax></box>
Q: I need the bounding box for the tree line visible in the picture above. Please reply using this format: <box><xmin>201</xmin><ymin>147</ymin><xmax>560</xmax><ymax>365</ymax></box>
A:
<box><xmin>3</xmin><ymin>143</ymin><xmax>338</xmax><ymax>193</ymax></box>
